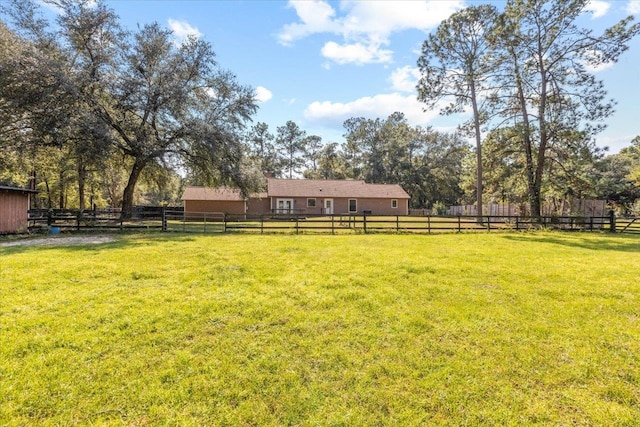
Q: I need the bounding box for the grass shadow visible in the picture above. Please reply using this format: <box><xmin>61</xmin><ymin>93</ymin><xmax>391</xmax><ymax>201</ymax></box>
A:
<box><xmin>500</xmin><ymin>232</ymin><xmax>640</xmax><ymax>253</ymax></box>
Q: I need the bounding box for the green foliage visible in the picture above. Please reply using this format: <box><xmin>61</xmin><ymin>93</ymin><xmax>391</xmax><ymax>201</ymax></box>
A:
<box><xmin>432</xmin><ymin>201</ymin><xmax>448</xmax><ymax>215</ymax></box>
<box><xmin>341</xmin><ymin>113</ymin><xmax>468</xmax><ymax>208</ymax></box>
<box><xmin>491</xmin><ymin>0</ymin><xmax>640</xmax><ymax>216</ymax></box>
<box><xmin>1</xmin><ymin>233</ymin><xmax>640</xmax><ymax>425</ymax></box>
<box><xmin>417</xmin><ymin>5</ymin><xmax>498</xmax><ymax>116</ymax></box>
<box><xmin>1</xmin><ymin>0</ymin><xmax>258</xmax><ymax>215</ymax></box>
<box><xmin>417</xmin><ymin>0</ymin><xmax>640</xmax><ymax>217</ymax></box>
<box><xmin>417</xmin><ymin>5</ymin><xmax>500</xmax><ymax>216</ymax></box>
<box><xmin>304</xmin><ymin>142</ymin><xmax>349</xmax><ymax>180</ymax></box>
<box><xmin>245</xmin><ymin>122</ymin><xmax>281</xmax><ymax>178</ymax></box>
<box><xmin>595</xmin><ymin>137</ymin><xmax>640</xmax><ymax>212</ymax></box>
<box><xmin>464</xmin><ymin>126</ymin><xmax>610</xmax><ymax>207</ymax></box>
<box><xmin>304</xmin><ymin>135</ymin><xmax>323</xmax><ymax>175</ymax></box>
<box><xmin>276</xmin><ymin>121</ymin><xmax>308</xmax><ymax>179</ymax></box>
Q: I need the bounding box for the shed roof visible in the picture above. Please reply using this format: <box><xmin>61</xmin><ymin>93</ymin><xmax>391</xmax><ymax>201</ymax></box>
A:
<box><xmin>0</xmin><ymin>186</ymin><xmax>38</xmax><ymax>194</ymax></box>
<box><xmin>267</xmin><ymin>179</ymin><xmax>409</xmax><ymax>199</ymax></box>
<box><xmin>181</xmin><ymin>186</ymin><xmax>267</xmax><ymax>201</ymax></box>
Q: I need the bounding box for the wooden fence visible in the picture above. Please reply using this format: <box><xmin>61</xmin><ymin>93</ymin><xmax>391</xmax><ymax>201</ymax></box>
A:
<box><xmin>449</xmin><ymin>200</ymin><xmax>607</xmax><ymax>217</ymax></box>
<box><xmin>616</xmin><ymin>217</ymin><xmax>640</xmax><ymax>234</ymax></box>
<box><xmin>28</xmin><ymin>208</ymin><xmax>163</xmax><ymax>232</ymax></box>
<box><xmin>161</xmin><ymin>210</ymin><xmax>616</xmax><ymax>235</ymax></box>
<box><xmin>27</xmin><ymin>208</ymin><xmax>640</xmax><ymax>235</ymax></box>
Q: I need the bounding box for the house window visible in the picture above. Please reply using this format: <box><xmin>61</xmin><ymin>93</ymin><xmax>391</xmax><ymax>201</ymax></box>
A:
<box><xmin>276</xmin><ymin>198</ymin><xmax>294</xmax><ymax>214</ymax></box>
<box><xmin>348</xmin><ymin>199</ymin><xmax>357</xmax><ymax>213</ymax></box>
<box><xmin>391</xmin><ymin>199</ymin><xmax>398</xmax><ymax>209</ymax></box>
<box><xmin>307</xmin><ymin>198</ymin><xmax>316</xmax><ymax>208</ymax></box>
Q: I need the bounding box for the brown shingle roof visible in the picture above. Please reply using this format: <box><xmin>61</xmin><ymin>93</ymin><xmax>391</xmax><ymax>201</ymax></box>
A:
<box><xmin>181</xmin><ymin>186</ymin><xmax>267</xmax><ymax>201</ymax></box>
<box><xmin>267</xmin><ymin>179</ymin><xmax>409</xmax><ymax>199</ymax></box>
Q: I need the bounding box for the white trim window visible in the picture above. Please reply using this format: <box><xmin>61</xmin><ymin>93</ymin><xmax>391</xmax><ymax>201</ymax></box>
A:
<box><xmin>391</xmin><ymin>199</ymin><xmax>398</xmax><ymax>209</ymax></box>
<box><xmin>348</xmin><ymin>199</ymin><xmax>357</xmax><ymax>213</ymax></box>
<box><xmin>307</xmin><ymin>198</ymin><xmax>316</xmax><ymax>208</ymax></box>
<box><xmin>276</xmin><ymin>198</ymin><xmax>294</xmax><ymax>214</ymax></box>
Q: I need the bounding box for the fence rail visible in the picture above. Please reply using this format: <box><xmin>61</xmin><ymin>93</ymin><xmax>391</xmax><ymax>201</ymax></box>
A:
<box><xmin>28</xmin><ymin>209</ymin><xmax>639</xmax><ymax>235</ymax></box>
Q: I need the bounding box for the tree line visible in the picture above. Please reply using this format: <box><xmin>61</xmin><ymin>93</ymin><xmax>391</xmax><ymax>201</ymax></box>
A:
<box><xmin>1</xmin><ymin>0</ymin><xmax>257</xmax><ymax>218</ymax></box>
<box><xmin>245</xmin><ymin>114</ymin><xmax>469</xmax><ymax>209</ymax></box>
<box><xmin>1</xmin><ymin>0</ymin><xmax>640</xmax><ymax>217</ymax></box>
<box><xmin>416</xmin><ymin>0</ymin><xmax>640</xmax><ymax>217</ymax></box>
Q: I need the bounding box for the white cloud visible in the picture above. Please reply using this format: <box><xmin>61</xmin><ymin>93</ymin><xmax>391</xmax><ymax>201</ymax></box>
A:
<box><xmin>278</xmin><ymin>0</ymin><xmax>463</xmax><ymax>65</ymax></box>
<box><xmin>389</xmin><ymin>66</ymin><xmax>421</xmax><ymax>93</ymax></box>
<box><xmin>168</xmin><ymin>19</ymin><xmax>202</xmax><ymax>43</ymax></box>
<box><xmin>321</xmin><ymin>41</ymin><xmax>393</xmax><ymax>65</ymax></box>
<box><xmin>254</xmin><ymin>86</ymin><xmax>273</xmax><ymax>103</ymax></box>
<box><xmin>582</xmin><ymin>49</ymin><xmax>616</xmax><ymax>73</ymax></box>
<box><xmin>585</xmin><ymin>0</ymin><xmax>611</xmax><ymax>18</ymax></box>
<box><xmin>304</xmin><ymin>92</ymin><xmax>442</xmax><ymax>127</ymax></box>
<box><xmin>584</xmin><ymin>61</ymin><xmax>615</xmax><ymax>73</ymax></box>
<box><xmin>595</xmin><ymin>133</ymin><xmax>636</xmax><ymax>153</ymax></box>
<box><xmin>627</xmin><ymin>0</ymin><xmax>640</xmax><ymax>14</ymax></box>
<box><xmin>337</xmin><ymin>0</ymin><xmax>464</xmax><ymax>37</ymax></box>
<box><xmin>279</xmin><ymin>0</ymin><xmax>340</xmax><ymax>45</ymax></box>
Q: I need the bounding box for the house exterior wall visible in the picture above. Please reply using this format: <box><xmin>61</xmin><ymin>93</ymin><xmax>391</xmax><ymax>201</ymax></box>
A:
<box><xmin>184</xmin><ymin>200</ymin><xmax>246</xmax><ymax>215</ymax></box>
<box><xmin>270</xmin><ymin>197</ymin><xmax>408</xmax><ymax>216</ymax></box>
<box><xmin>0</xmin><ymin>191</ymin><xmax>30</xmax><ymax>233</ymax></box>
<box><xmin>247</xmin><ymin>198</ymin><xmax>270</xmax><ymax>215</ymax></box>
<box><xmin>332</xmin><ymin>198</ymin><xmax>408</xmax><ymax>216</ymax></box>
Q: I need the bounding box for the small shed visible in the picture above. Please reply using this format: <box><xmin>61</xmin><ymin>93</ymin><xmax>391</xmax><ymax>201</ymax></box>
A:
<box><xmin>0</xmin><ymin>186</ymin><xmax>37</xmax><ymax>234</ymax></box>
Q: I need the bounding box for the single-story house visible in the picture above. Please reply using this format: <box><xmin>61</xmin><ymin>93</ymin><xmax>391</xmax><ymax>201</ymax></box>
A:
<box><xmin>181</xmin><ymin>179</ymin><xmax>410</xmax><ymax>216</ymax></box>
<box><xmin>0</xmin><ymin>186</ymin><xmax>38</xmax><ymax>234</ymax></box>
<box><xmin>267</xmin><ymin>178</ymin><xmax>409</xmax><ymax>215</ymax></box>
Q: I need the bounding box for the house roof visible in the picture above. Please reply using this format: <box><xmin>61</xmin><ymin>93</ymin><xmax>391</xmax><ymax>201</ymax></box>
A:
<box><xmin>267</xmin><ymin>179</ymin><xmax>409</xmax><ymax>199</ymax></box>
<box><xmin>181</xmin><ymin>186</ymin><xmax>267</xmax><ymax>201</ymax></box>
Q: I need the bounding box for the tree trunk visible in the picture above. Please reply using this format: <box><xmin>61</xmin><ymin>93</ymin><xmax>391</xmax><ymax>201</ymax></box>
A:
<box><xmin>78</xmin><ymin>163</ymin><xmax>87</xmax><ymax>211</ymax></box>
<box><xmin>45</xmin><ymin>178</ymin><xmax>52</xmax><ymax>209</ymax></box>
<box><xmin>29</xmin><ymin>170</ymin><xmax>38</xmax><ymax>208</ymax></box>
<box><xmin>533</xmin><ymin>44</ymin><xmax>549</xmax><ymax>221</ymax></box>
<box><xmin>121</xmin><ymin>158</ymin><xmax>147</xmax><ymax>219</ymax></box>
<box><xmin>529</xmin><ymin>184</ymin><xmax>542</xmax><ymax>220</ymax></box>
<box><xmin>469</xmin><ymin>78</ymin><xmax>483</xmax><ymax>223</ymax></box>
<box><xmin>59</xmin><ymin>169</ymin><xmax>65</xmax><ymax>209</ymax></box>
<box><xmin>511</xmin><ymin>47</ymin><xmax>541</xmax><ymax>220</ymax></box>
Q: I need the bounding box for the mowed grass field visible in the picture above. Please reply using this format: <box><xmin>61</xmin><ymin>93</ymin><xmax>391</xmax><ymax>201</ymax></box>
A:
<box><xmin>1</xmin><ymin>232</ymin><xmax>639</xmax><ymax>426</ymax></box>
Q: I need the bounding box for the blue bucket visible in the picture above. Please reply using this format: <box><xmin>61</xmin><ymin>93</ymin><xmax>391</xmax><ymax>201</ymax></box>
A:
<box><xmin>49</xmin><ymin>226</ymin><xmax>61</xmax><ymax>235</ymax></box>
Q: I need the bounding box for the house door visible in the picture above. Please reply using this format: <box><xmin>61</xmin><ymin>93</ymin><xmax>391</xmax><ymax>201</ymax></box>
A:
<box><xmin>324</xmin><ymin>199</ymin><xmax>334</xmax><ymax>215</ymax></box>
<box><xmin>276</xmin><ymin>198</ymin><xmax>293</xmax><ymax>214</ymax></box>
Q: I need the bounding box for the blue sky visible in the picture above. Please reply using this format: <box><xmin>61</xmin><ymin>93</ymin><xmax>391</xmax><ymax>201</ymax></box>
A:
<box><xmin>43</xmin><ymin>0</ymin><xmax>640</xmax><ymax>152</ymax></box>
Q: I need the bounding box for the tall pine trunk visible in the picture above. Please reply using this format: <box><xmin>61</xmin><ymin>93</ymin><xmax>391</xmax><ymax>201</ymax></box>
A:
<box><xmin>469</xmin><ymin>77</ymin><xmax>483</xmax><ymax>223</ymax></box>
<box><xmin>511</xmin><ymin>47</ymin><xmax>542</xmax><ymax>220</ymax></box>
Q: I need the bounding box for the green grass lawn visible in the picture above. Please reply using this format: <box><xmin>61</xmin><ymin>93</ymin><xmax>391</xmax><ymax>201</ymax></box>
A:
<box><xmin>1</xmin><ymin>232</ymin><xmax>639</xmax><ymax>425</ymax></box>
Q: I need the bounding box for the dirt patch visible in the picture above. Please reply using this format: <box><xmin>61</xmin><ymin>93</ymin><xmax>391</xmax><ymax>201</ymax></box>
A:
<box><xmin>0</xmin><ymin>235</ymin><xmax>117</xmax><ymax>247</ymax></box>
